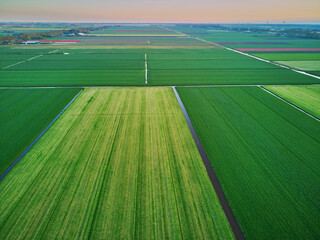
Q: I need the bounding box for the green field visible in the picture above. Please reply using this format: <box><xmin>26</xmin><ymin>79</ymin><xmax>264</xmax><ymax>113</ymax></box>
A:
<box><xmin>148</xmin><ymin>59</ymin><xmax>278</xmax><ymax>70</ymax></box>
<box><xmin>0</xmin><ymin>88</ymin><xmax>80</xmax><ymax>176</ymax></box>
<box><xmin>9</xmin><ymin>59</ymin><xmax>144</xmax><ymax>70</ymax></box>
<box><xmin>0</xmin><ymin>87</ymin><xmax>234</xmax><ymax>239</ymax></box>
<box><xmin>148</xmin><ymin>68</ymin><xmax>318</xmax><ymax>85</ymax></box>
<box><xmin>253</xmin><ymin>53</ymin><xmax>320</xmax><ymax>61</ymax></box>
<box><xmin>0</xmin><ymin>70</ymin><xmax>144</xmax><ymax>86</ymax></box>
<box><xmin>265</xmin><ymin>85</ymin><xmax>320</xmax><ymax>118</ymax></box>
<box><xmin>275</xmin><ymin>61</ymin><xmax>320</xmax><ymax>71</ymax></box>
<box><xmin>176</xmin><ymin>86</ymin><xmax>320</xmax><ymax>239</ymax></box>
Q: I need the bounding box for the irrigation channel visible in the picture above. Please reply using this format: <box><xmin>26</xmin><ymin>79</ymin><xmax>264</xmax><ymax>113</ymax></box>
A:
<box><xmin>172</xmin><ymin>87</ymin><xmax>246</xmax><ymax>240</ymax></box>
<box><xmin>0</xmin><ymin>89</ymin><xmax>83</xmax><ymax>182</ymax></box>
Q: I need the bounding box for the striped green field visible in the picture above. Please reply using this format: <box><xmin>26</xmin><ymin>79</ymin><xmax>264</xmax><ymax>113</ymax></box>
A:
<box><xmin>0</xmin><ymin>88</ymin><xmax>234</xmax><ymax>240</ymax></box>
<box><xmin>265</xmin><ymin>85</ymin><xmax>320</xmax><ymax>119</ymax></box>
<box><xmin>8</xmin><ymin>59</ymin><xmax>144</xmax><ymax>70</ymax></box>
<box><xmin>0</xmin><ymin>88</ymin><xmax>81</xmax><ymax>176</ymax></box>
<box><xmin>177</xmin><ymin>86</ymin><xmax>320</xmax><ymax>240</ymax></box>
<box><xmin>0</xmin><ymin>70</ymin><xmax>144</xmax><ymax>86</ymax></box>
<box><xmin>148</xmin><ymin>68</ymin><xmax>319</xmax><ymax>85</ymax></box>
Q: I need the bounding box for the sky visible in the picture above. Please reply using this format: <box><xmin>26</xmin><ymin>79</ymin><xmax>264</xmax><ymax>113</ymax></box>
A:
<box><xmin>0</xmin><ymin>0</ymin><xmax>319</xmax><ymax>23</ymax></box>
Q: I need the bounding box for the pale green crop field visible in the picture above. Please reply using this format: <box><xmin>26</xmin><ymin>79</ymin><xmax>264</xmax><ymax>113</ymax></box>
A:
<box><xmin>0</xmin><ymin>87</ymin><xmax>234</xmax><ymax>240</ymax></box>
<box><xmin>265</xmin><ymin>85</ymin><xmax>320</xmax><ymax>119</ymax></box>
<box><xmin>276</xmin><ymin>61</ymin><xmax>320</xmax><ymax>71</ymax></box>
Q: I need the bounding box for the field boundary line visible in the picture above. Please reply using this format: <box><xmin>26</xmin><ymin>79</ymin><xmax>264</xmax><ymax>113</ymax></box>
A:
<box><xmin>1</xmin><ymin>54</ymin><xmax>44</xmax><ymax>70</ymax></box>
<box><xmin>145</xmin><ymin>53</ymin><xmax>148</xmax><ymax>84</ymax></box>
<box><xmin>172</xmin><ymin>86</ymin><xmax>245</xmax><ymax>240</ymax></box>
<box><xmin>259</xmin><ymin>86</ymin><xmax>320</xmax><ymax>122</ymax></box>
<box><xmin>27</xmin><ymin>55</ymin><xmax>43</xmax><ymax>61</ymax></box>
<box><xmin>162</xmin><ymin>26</ymin><xmax>320</xmax><ymax>81</ymax></box>
<box><xmin>0</xmin><ymin>89</ymin><xmax>84</xmax><ymax>182</ymax></box>
<box><xmin>1</xmin><ymin>84</ymin><xmax>320</xmax><ymax>89</ymax></box>
<box><xmin>2</xmin><ymin>60</ymin><xmax>26</xmax><ymax>70</ymax></box>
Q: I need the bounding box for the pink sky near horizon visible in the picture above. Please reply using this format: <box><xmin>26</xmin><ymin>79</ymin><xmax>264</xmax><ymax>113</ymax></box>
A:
<box><xmin>0</xmin><ymin>0</ymin><xmax>319</xmax><ymax>23</ymax></box>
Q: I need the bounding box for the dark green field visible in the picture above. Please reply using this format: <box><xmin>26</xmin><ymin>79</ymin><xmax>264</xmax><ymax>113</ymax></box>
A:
<box><xmin>148</xmin><ymin>68</ymin><xmax>318</xmax><ymax>85</ymax></box>
<box><xmin>0</xmin><ymin>88</ymin><xmax>80</xmax><ymax>176</ymax></box>
<box><xmin>177</xmin><ymin>86</ymin><xmax>320</xmax><ymax>239</ymax></box>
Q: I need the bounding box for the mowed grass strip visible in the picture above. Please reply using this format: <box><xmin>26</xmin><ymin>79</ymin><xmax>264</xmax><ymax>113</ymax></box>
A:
<box><xmin>177</xmin><ymin>86</ymin><xmax>320</xmax><ymax>240</ymax></box>
<box><xmin>0</xmin><ymin>88</ymin><xmax>234</xmax><ymax>240</ymax></box>
<box><xmin>265</xmin><ymin>85</ymin><xmax>320</xmax><ymax>119</ymax></box>
<box><xmin>0</xmin><ymin>88</ymin><xmax>81</xmax><ymax>176</ymax></box>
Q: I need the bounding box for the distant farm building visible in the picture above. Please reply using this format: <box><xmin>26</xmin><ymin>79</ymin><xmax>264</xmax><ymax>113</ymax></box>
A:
<box><xmin>22</xmin><ymin>41</ymin><xmax>40</xmax><ymax>44</ymax></box>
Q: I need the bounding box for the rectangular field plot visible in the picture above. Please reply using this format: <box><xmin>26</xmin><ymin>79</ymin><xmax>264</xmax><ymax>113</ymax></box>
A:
<box><xmin>0</xmin><ymin>88</ymin><xmax>234</xmax><ymax>240</ymax></box>
<box><xmin>176</xmin><ymin>86</ymin><xmax>320</xmax><ymax>240</ymax></box>
<box><xmin>252</xmin><ymin>53</ymin><xmax>320</xmax><ymax>61</ymax></box>
<box><xmin>148</xmin><ymin>59</ymin><xmax>279</xmax><ymax>70</ymax></box>
<box><xmin>0</xmin><ymin>88</ymin><xmax>81</xmax><ymax>176</ymax></box>
<box><xmin>148</xmin><ymin>68</ymin><xmax>319</xmax><ymax>85</ymax></box>
<box><xmin>8</xmin><ymin>59</ymin><xmax>144</xmax><ymax>70</ymax></box>
<box><xmin>0</xmin><ymin>70</ymin><xmax>144</xmax><ymax>86</ymax></box>
<box><xmin>275</xmin><ymin>61</ymin><xmax>320</xmax><ymax>71</ymax></box>
<box><xmin>265</xmin><ymin>85</ymin><xmax>320</xmax><ymax>118</ymax></box>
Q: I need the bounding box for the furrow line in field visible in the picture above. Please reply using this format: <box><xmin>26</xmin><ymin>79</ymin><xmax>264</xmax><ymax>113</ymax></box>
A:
<box><xmin>0</xmin><ymin>89</ymin><xmax>83</xmax><ymax>182</ymax></box>
<box><xmin>172</xmin><ymin>87</ymin><xmax>245</xmax><ymax>240</ymax></box>
<box><xmin>2</xmin><ymin>54</ymin><xmax>44</xmax><ymax>70</ymax></box>
<box><xmin>259</xmin><ymin>86</ymin><xmax>320</xmax><ymax>122</ymax></box>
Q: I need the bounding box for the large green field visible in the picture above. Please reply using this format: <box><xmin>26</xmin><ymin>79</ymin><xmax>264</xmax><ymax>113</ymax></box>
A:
<box><xmin>252</xmin><ymin>53</ymin><xmax>320</xmax><ymax>61</ymax></box>
<box><xmin>0</xmin><ymin>88</ymin><xmax>81</xmax><ymax>176</ymax></box>
<box><xmin>275</xmin><ymin>61</ymin><xmax>320</xmax><ymax>71</ymax></box>
<box><xmin>0</xmin><ymin>87</ymin><xmax>234</xmax><ymax>239</ymax></box>
<box><xmin>176</xmin><ymin>86</ymin><xmax>320</xmax><ymax>239</ymax></box>
<box><xmin>265</xmin><ymin>85</ymin><xmax>320</xmax><ymax>119</ymax></box>
<box><xmin>0</xmin><ymin>70</ymin><xmax>144</xmax><ymax>86</ymax></box>
<box><xmin>148</xmin><ymin>68</ymin><xmax>318</xmax><ymax>85</ymax></box>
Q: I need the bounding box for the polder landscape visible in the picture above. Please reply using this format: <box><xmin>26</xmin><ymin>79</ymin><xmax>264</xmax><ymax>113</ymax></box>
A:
<box><xmin>0</xmin><ymin>22</ymin><xmax>320</xmax><ymax>240</ymax></box>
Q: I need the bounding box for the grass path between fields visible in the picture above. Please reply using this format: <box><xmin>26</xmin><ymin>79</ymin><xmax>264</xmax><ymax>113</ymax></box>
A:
<box><xmin>0</xmin><ymin>87</ymin><xmax>234</xmax><ymax>240</ymax></box>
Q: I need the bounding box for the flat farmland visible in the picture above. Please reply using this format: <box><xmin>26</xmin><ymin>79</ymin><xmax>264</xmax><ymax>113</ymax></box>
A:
<box><xmin>176</xmin><ymin>86</ymin><xmax>320</xmax><ymax>239</ymax></box>
<box><xmin>8</xmin><ymin>59</ymin><xmax>144</xmax><ymax>70</ymax></box>
<box><xmin>265</xmin><ymin>85</ymin><xmax>320</xmax><ymax>118</ymax></box>
<box><xmin>0</xmin><ymin>88</ymin><xmax>234</xmax><ymax>240</ymax></box>
<box><xmin>0</xmin><ymin>70</ymin><xmax>144</xmax><ymax>86</ymax></box>
<box><xmin>148</xmin><ymin>68</ymin><xmax>318</xmax><ymax>85</ymax></box>
<box><xmin>0</xmin><ymin>88</ymin><xmax>81</xmax><ymax>176</ymax></box>
<box><xmin>148</xmin><ymin>59</ymin><xmax>279</xmax><ymax>70</ymax></box>
<box><xmin>275</xmin><ymin>61</ymin><xmax>320</xmax><ymax>71</ymax></box>
<box><xmin>252</xmin><ymin>53</ymin><xmax>320</xmax><ymax>61</ymax></box>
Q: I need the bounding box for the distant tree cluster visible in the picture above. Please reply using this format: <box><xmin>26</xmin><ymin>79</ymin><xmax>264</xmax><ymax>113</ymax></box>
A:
<box><xmin>178</xmin><ymin>24</ymin><xmax>320</xmax><ymax>40</ymax></box>
<box><xmin>0</xmin><ymin>26</ymin><xmax>109</xmax><ymax>45</ymax></box>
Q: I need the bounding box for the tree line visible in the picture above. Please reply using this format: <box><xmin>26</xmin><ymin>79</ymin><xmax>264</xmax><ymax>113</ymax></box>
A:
<box><xmin>0</xmin><ymin>26</ymin><xmax>109</xmax><ymax>45</ymax></box>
